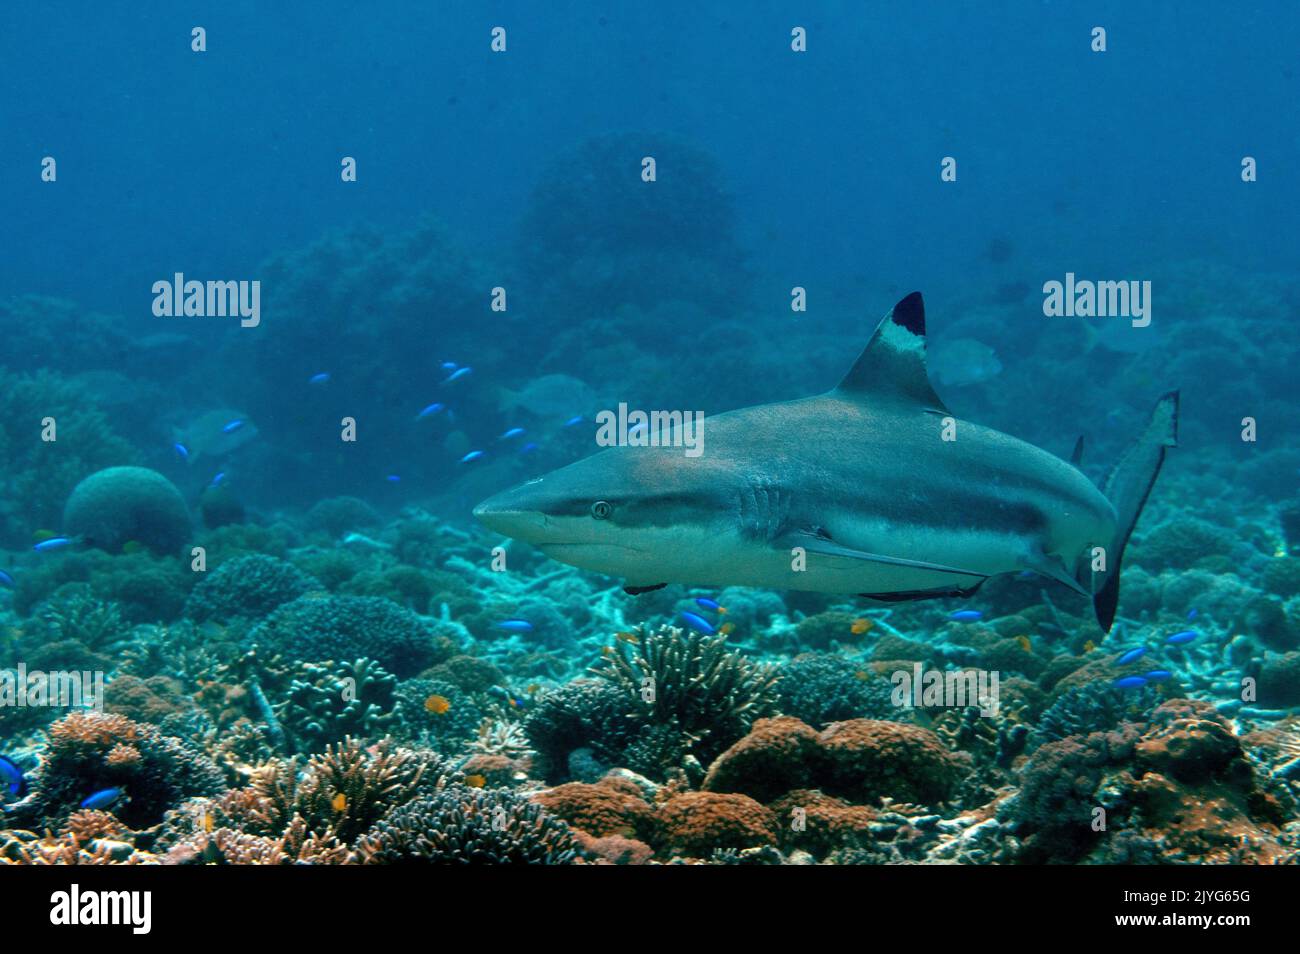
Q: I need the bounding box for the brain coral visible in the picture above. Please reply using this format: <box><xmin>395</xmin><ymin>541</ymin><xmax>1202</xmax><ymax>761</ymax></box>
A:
<box><xmin>184</xmin><ymin>553</ymin><xmax>322</xmax><ymax>623</ymax></box>
<box><xmin>249</xmin><ymin>594</ymin><xmax>438</xmax><ymax>676</ymax></box>
<box><xmin>63</xmin><ymin>466</ymin><xmax>191</xmax><ymax>554</ymax></box>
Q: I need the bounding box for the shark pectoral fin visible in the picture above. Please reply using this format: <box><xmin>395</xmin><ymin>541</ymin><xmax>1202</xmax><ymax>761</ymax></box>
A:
<box><xmin>1070</xmin><ymin>435</ymin><xmax>1086</xmax><ymax>468</ymax></box>
<box><xmin>1021</xmin><ymin>552</ymin><xmax>1090</xmax><ymax>597</ymax></box>
<box><xmin>780</xmin><ymin>530</ymin><xmax>988</xmax><ymax>580</ymax></box>
<box><xmin>623</xmin><ymin>583</ymin><xmax>667</xmax><ymax>596</ymax></box>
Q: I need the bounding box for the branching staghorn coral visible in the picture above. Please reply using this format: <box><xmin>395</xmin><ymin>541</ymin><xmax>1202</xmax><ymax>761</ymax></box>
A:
<box><xmin>19</xmin><ymin>711</ymin><xmax>226</xmax><ymax>832</ymax></box>
<box><xmin>28</xmin><ymin>586</ymin><xmax>130</xmax><ymax>653</ymax></box>
<box><xmin>470</xmin><ymin>716</ymin><xmax>533</xmax><ymax>760</ymax></box>
<box><xmin>161</xmin><ymin>738</ymin><xmax>448</xmax><ymax>857</ymax></box>
<box><xmin>354</xmin><ymin>784</ymin><xmax>583</xmax><ymax>865</ymax></box>
<box><xmin>276</xmin><ymin>657</ymin><xmax>397</xmax><ymax>754</ymax></box>
<box><xmin>590</xmin><ymin>624</ymin><xmax>779</xmax><ymax>766</ymax></box>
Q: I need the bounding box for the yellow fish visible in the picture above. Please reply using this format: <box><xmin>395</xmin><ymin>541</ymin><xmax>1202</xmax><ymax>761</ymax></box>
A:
<box><xmin>1016</xmin><ymin>635</ymin><xmax>1031</xmax><ymax>652</ymax></box>
<box><xmin>854</xmin><ymin>670</ymin><xmax>871</xmax><ymax>681</ymax></box>
<box><xmin>121</xmin><ymin>540</ymin><xmax>143</xmax><ymax>555</ymax></box>
<box><xmin>202</xmin><ymin>812</ymin><xmax>214</xmax><ymax>833</ymax></box>
<box><xmin>464</xmin><ymin>774</ymin><xmax>487</xmax><ymax>789</ymax></box>
<box><xmin>850</xmin><ymin>618</ymin><xmax>873</xmax><ymax>636</ymax></box>
<box><xmin>1083</xmin><ymin>639</ymin><xmax>1097</xmax><ymax>653</ymax></box>
<box><xmin>719</xmin><ymin>622</ymin><xmax>735</xmax><ymax>636</ymax></box>
<box><xmin>331</xmin><ymin>792</ymin><xmax>347</xmax><ymax>812</ymax></box>
<box><xmin>424</xmin><ymin>694</ymin><xmax>451</xmax><ymax>715</ymax></box>
<box><xmin>615</xmin><ymin>631</ymin><xmax>640</xmax><ymax>645</ymax></box>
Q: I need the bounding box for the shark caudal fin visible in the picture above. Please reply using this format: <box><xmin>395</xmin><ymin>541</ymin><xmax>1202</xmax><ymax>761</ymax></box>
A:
<box><xmin>1092</xmin><ymin>391</ymin><xmax>1179</xmax><ymax>632</ymax></box>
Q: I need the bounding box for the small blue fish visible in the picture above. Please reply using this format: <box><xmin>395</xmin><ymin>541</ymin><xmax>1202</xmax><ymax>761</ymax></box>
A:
<box><xmin>499</xmin><ymin>427</ymin><xmax>526</xmax><ymax>440</ymax></box>
<box><xmin>519</xmin><ymin>442</ymin><xmax>539</xmax><ymax>455</ymax></box>
<box><xmin>1186</xmin><ymin>608</ymin><xmax>1198</xmax><ymax>621</ymax></box>
<box><xmin>460</xmin><ymin>451</ymin><xmax>485</xmax><ymax>464</ymax></box>
<box><xmin>221</xmin><ymin>419</ymin><xmax>245</xmax><ymax>434</ymax></box>
<box><xmin>680</xmin><ymin>611</ymin><xmax>716</xmax><ymax>635</ymax></box>
<box><xmin>308</xmin><ymin>372</ymin><xmax>331</xmax><ymax>384</ymax></box>
<box><xmin>1166</xmin><ymin>630</ymin><xmax>1197</xmax><ymax>646</ymax></box>
<box><xmin>209</xmin><ymin>472</ymin><xmax>226</xmax><ymax>489</ymax></box>
<box><xmin>563</xmin><ymin>415</ymin><xmax>584</xmax><ymax>428</ymax></box>
<box><xmin>33</xmin><ymin>537</ymin><xmax>72</xmax><ymax>553</ymax></box>
<box><xmin>948</xmin><ymin>610</ymin><xmax>983</xmax><ymax>623</ymax></box>
<box><xmin>1113</xmin><ymin>675</ymin><xmax>1148</xmax><ymax>689</ymax></box>
<box><xmin>385</xmin><ymin>475</ymin><xmax>401</xmax><ymax>483</ymax></box>
<box><xmin>0</xmin><ymin>755</ymin><xmax>25</xmax><ymax>796</ymax></box>
<box><xmin>80</xmin><ymin>787</ymin><xmax>124</xmax><ymax>811</ymax></box>
<box><xmin>497</xmin><ymin>619</ymin><xmax>534</xmax><ymax>633</ymax></box>
<box><xmin>172</xmin><ymin>442</ymin><xmax>189</xmax><ymax>461</ymax></box>
<box><xmin>695</xmin><ymin>597</ymin><xmax>721</xmax><ymax>611</ymax></box>
<box><xmin>0</xmin><ymin>569</ymin><xmax>15</xmax><ymax>589</ymax></box>
<box><xmin>1143</xmin><ymin>669</ymin><xmax>1173</xmax><ymax>681</ymax></box>
<box><xmin>489</xmin><ymin>685</ymin><xmax>528</xmax><ymax>708</ymax></box>
<box><xmin>1016</xmin><ymin>570</ymin><xmax>1036</xmax><ymax>580</ymax></box>
<box><xmin>1116</xmin><ymin>647</ymin><xmax>1147</xmax><ymax>665</ymax></box>
<box><xmin>440</xmin><ymin>361</ymin><xmax>458</xmax><ymax>370</ymax></box>
<box><xmin>417</xmin><ymin>402</ymin><xmax>445</xmax><ymax>419</ymax></box>
<box><xmin>444</xmin><ymin>367</ymin><xmax>472</xmax><ymax>384</ymax></box>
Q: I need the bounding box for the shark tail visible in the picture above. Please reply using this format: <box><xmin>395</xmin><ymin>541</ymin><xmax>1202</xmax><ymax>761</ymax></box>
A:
<box><xmin>1091</xmin><ymin>391</ymin><xmax>1179</xmax><ymax>632</ymax></box>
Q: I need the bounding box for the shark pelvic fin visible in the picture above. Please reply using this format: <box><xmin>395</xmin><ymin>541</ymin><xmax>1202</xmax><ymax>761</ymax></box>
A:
<box><xmin>782</xmin><ymin>529</ymin><xmax>988</xmax><ymax>580</ymax></box>
<box><xmin>835</xmin><ymin>292</ymin><xmax>950</xmax><ymax>414</ymax></box>
<box><xmin>1021</xmin><ymin>549</ymin><xmax>1091</xmax><ymax>597</ymax></box>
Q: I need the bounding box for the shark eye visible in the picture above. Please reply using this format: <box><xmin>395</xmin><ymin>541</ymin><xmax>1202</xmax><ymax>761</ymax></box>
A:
<box><xmin>590</xmin><ymin>500</ymin><xmax>613</xmax><ymax>520</ymax></box>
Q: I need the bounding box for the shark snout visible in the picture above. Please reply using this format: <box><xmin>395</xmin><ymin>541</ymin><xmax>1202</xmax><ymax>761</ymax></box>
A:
<box><xmin>472</xmin><ymin>489</ymin><xmax>551</xmax><ymax>541</ymax></box>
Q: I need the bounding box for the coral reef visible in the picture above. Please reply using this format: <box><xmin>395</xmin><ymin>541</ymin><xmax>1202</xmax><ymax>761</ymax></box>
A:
<box><xmin>0</xmin><ymin>369</ymin><xmax>140</xmax><ymax>546</ymax></box>
<box><xmin>185</xmin><ymin>553</ymin><xmax>322</xmax><ymax>624</ymax></box>
<box><xmin>590</xmin><ymin>624</ymin><xmax>780</xmax><ymax>773</ymax></box>
<box><xmin>249</xmin><ymin>595</ymin><xmax>440</xmax><ymax>676</ymax></box>
<box><xmin>775</xmin><ymin>652</ymin><xmax>900</xmax><ymax>727</ymax></box>
<box><xmin>355</xmin><ymin>785</ymin><xmax>583</xmax><ymax>865</ymax></box>
<box><xmin>19</xmin><ymin>711</ymin><xmax>226</xmax><ymax>831</ymax></box>
<box><xmin>62</xmin><ymin>466</ymin><xmax>191</xmax><ymax>555</ymax></box>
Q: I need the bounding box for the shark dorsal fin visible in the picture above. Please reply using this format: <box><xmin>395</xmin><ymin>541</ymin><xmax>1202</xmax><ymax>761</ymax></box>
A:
<box><xmin>835</xmin><ymin>292</ymin><xmax>949</xmax><ymax>413</ymax></box>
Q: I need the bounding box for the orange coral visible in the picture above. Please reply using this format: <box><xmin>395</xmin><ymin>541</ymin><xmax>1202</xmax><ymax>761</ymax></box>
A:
<box><xmin>531</xmin><ymin>779</ymin><xmax>653</xmax><ymax>839</ymax></box>
<box><xmin>817</xmin><ymin>719</ymin><xmax>962</xmax><ymax>805</ymax></box>
<box><xmin>656</xmin><ymin>791</ymin><xmax>777</xmax><ymax>858</ymax></box>
<box><xmin>769</xmin><ymin>789</ymin><xmax>878</xmax><ymax>858</ymax></box>
<box><xmin>702</xmin><ymin>716</ymin><xmax>820</xmax><ymax>802</ymax></box>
